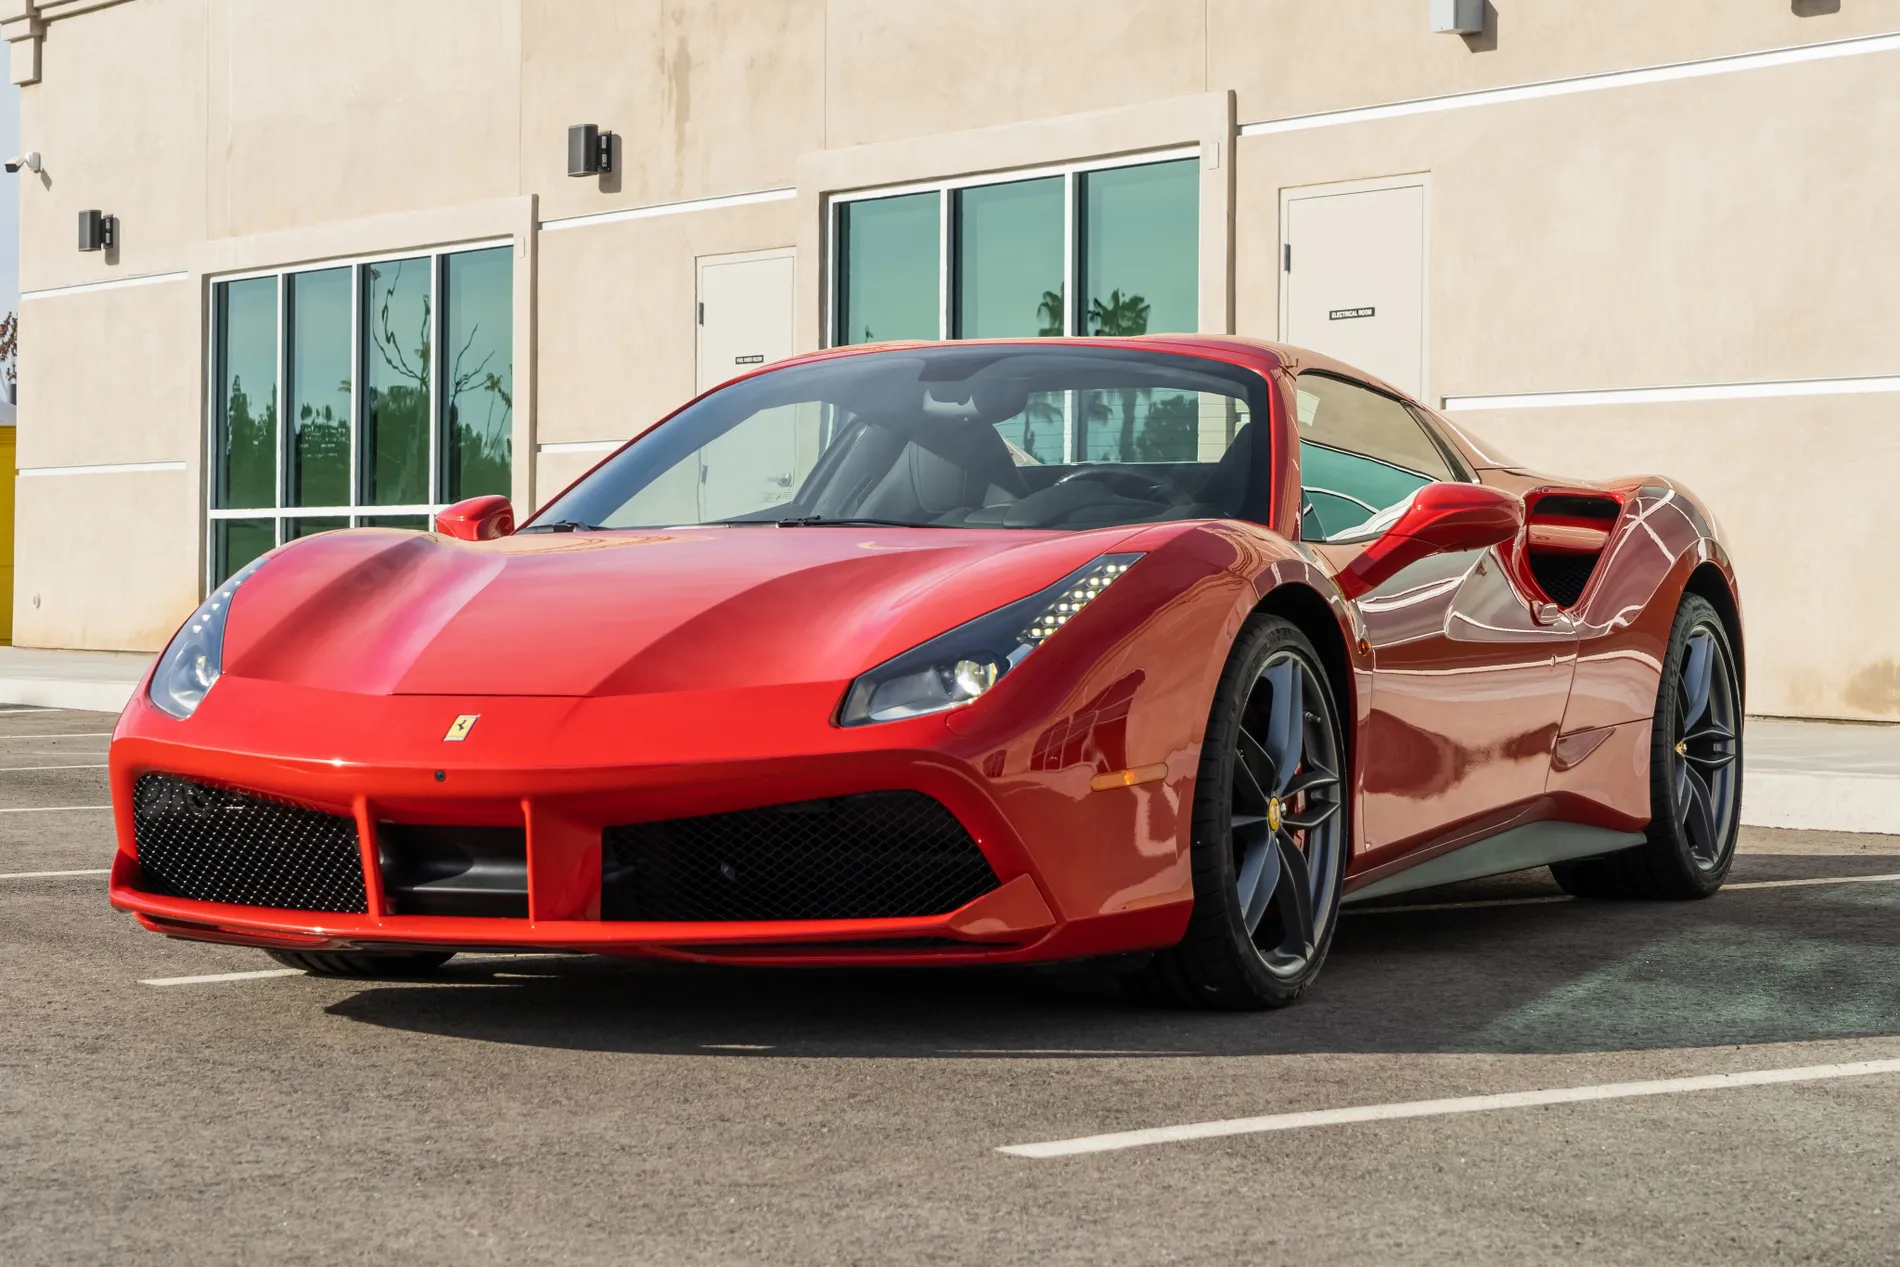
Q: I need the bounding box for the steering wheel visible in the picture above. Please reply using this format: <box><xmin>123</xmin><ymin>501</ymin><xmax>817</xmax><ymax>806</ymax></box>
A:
<box><xmin>1053</xmin><ymin>466</ymin><xmax>1193</xmax><ymax>506</ymax></box>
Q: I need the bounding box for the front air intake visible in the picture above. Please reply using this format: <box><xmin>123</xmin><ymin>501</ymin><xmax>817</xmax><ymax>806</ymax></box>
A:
<box><xmin>131</xmin><ymin>773</ymin><xmax>368</xmax><ymax>914</ymax></box>
<box><xmin>601</xmin><ymin>792</ymin><xmax>999</xmax><ymax>922</ymax></box>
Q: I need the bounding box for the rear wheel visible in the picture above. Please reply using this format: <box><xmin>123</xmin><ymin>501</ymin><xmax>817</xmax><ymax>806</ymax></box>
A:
<box><xmin>1551</xmin><ymin>592</ymin><xmax>1741</xmax><ymax>900</ymax></box>
<box><xmin>265</xmin><ymin>949</ymin><xmax>456</xmax><ymax>977</ymax></box>
<box><xmin>1122</xmin><ymin>616</ymin><xmax>1349</xmax><ymax>1009</ymax></box>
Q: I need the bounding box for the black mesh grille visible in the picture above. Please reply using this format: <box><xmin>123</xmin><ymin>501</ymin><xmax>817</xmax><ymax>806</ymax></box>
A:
<box><xmin>1530</xmin><ymin>551</ymin><xmax>1599</xmax><ymax>607</ymax></box>
<box><xmin>602</xmin><ymin>792</ymin><xmax>998</xmax><ymax>922</ymax></box>
<box><xmin>132</xmin><ymin>774</ymin><xmax>367</xmax><ymax>914</ymax></box>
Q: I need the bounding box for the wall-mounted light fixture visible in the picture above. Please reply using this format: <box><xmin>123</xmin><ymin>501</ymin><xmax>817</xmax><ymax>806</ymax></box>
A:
<box><xmin>1430</xmin><ymin>0</ymin><xmax>1484</xmax><ymax>34</ymax></box>
<box><xmin>77</xmin><ymin>209</ymin><xmax>116</xmax><ymax>252</ymax></box>
<box><xmin>567</xmin><ymin>124</ymin><xmax>614</xmax><ymax>177</ymax></box>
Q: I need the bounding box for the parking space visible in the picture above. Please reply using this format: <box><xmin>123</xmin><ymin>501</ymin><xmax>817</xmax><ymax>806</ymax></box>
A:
<box><xmin>3</xmin><ymin>709</ymin><xmax>1897</xmax><ymax>1265</ymax></box>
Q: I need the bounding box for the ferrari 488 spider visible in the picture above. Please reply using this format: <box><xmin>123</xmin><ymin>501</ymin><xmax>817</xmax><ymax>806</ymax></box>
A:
<box><xmin>109</xmin><ymin>337</ymin><xmax>1743</xmax><ymax>1008</ymax></box>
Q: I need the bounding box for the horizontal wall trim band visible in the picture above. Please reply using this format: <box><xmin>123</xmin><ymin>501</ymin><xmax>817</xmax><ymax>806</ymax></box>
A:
<box><xmin>20</xmin><ymin>270</ymin><xmax>188</xmax><ymax>301</ymax></box>
<box><xmin>539</xmin><ymin>187</ymin><xmax>795</xmax><ymax>234</ymax></box>
<box><xmin>1240</xmin><ymin>30</ymin><xmax>1900</xmax><ymax>137</ymax></box>
<box><xmin>1444</xmin><ymin>373</ymin><xmax>1900</xmax><ymax>412</ymax></box>
<box><xmin>537</xmin><ymin>440</ymin><xmax>623</xmax><ymax>454</ymax></box>
<box><xmin>20</xmin><ymin>460</ymin><xmax>185</xmax><ymax>477</ymax></box>
<box><xmin>204</xmin><ymin>505</ymin><xmax>436</xmax><ymax>518</ymax></box>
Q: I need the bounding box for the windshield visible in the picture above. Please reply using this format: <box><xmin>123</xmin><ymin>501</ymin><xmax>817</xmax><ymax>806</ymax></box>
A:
<box><xmin>531</xmin><ymin>344</ymin><xmax>1271</xmax><ymax>532</ymax></box>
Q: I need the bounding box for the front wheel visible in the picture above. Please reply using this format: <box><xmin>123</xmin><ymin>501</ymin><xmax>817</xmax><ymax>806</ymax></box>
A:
<box><xmin>1122</xmin><ymin>616</ymin><xmax>1349</xmax><ymax>1009</ymax></box>
<box><xmin>1552</xmin><ymin>592</ymin><xmax>1742</xmax><ymax>900</ymax></box>
<box><xmin>265</xmin><ymin>949</ymin><xmax>456</xmax><ymax>977</ymax></box>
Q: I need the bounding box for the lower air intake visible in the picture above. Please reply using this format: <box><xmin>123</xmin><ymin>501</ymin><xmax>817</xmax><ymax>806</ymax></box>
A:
<box><xmin>602</xmin><ymin>792</ymin><xmax>998</xmax><ymax>922</ymax></box>
<box><xmin>131</xmin><ymin>773</ymin><xmax>368</xmax><ymax>914</ymax></box>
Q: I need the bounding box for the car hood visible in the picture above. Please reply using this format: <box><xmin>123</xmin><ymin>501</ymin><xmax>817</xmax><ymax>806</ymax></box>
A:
<box><xmin>220</xmin><ymin>526</ymin><xmax>1140</xmax><ymax>698</ymax></box>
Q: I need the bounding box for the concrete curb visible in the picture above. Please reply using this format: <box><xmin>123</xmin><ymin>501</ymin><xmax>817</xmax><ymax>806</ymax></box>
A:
<box><xmin>1741</xmin><ymin>771</ymin><xmax>1900</xmax><ymax>837</ymax></box>
<box><xmin>0</xmin><ymin>677</ymin><xmax>137</xmax><ymax>714</ymax></box>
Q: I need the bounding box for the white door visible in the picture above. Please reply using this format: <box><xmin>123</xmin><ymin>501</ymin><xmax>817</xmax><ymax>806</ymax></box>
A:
<box><xmin>696</xmin><ymin>249</ymin><xmax>795</xmax><ymax>393</ymax></box>
<box><xmin>1282</xmin><ymin>182</ymin><xmax>1427</xmax><ymax>399</ymax></box>
<box><xmin>695</xmin><ymin>250</ymin><xmax>797</xmax><ymax>520</ymax></box>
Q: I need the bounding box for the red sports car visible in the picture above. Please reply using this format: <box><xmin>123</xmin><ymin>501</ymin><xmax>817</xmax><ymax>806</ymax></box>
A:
<box><xmin>108</xmin><ymin>337</ymin><xmax>1743</xmax><ymax>1008</ymax></box>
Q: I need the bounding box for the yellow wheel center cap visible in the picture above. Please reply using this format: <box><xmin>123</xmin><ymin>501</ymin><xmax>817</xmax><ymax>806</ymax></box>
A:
<box><xmin>1267</xmin><ymin>797</ymin><xmax>1283</xmax><ymax>831</ymax></box>
<box><xmin>1674</xmin><ymin>739</ymin><xmax>1688</xmax><ymax>756</ymax></box>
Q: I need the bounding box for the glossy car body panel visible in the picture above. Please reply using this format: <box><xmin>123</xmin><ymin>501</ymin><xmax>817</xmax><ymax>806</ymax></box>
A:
<box><xmin>110</xmin><ymin>336</ymin><xmax>1741</xmax><ymax>958</ymax></box>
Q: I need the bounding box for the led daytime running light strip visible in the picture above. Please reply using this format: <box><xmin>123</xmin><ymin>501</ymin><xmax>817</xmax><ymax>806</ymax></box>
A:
<box><xmin>1023</xmin><ymin>558</ymin><xmax>1135</xmax><ymax>644</ymax></box>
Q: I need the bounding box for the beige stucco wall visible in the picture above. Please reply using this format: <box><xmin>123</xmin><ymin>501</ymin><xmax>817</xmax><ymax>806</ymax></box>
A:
<box><xmin>1212</xmin><ymin>0</ymin><xmax>1897</xmax><ymax>123</ymax></box>
<box><xmin>14</xmin><ymin>468</ymin><xmax>198</xmax><ymax>651</ymax></box>
<box><xmin>522</xmin><ymin>0</ymin><xmax>824</xmax><ymax>220</ymax></box>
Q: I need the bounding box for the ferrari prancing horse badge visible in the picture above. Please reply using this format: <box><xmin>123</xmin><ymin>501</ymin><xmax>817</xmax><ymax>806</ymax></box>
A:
<box><xmin>443</xmin><ymin>714</ymin><xmax>480</xmax><ymax>742</ymax></box>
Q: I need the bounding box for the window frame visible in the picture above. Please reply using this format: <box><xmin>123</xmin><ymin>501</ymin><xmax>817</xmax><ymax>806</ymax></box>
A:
<box><xmin>203</xmin><ymin>237</ymin><xmax>515</xmax><ymax>588</ymax></box>
<box><xmin>825</xmin><ymin>146</ymin><xmax>1200</xmax><ymax>349</ymax></box>
<box><xmin>1291</xmin><ymin>370</ymin><xmax>1476</xmax><ymax>543</ymax></box>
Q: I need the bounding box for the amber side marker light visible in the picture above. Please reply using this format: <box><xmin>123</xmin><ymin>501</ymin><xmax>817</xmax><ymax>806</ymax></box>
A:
<box><xmin>1089</xmin><ymin>764</ymin><xmax>1170</xmax><ymax>792</ymax></box>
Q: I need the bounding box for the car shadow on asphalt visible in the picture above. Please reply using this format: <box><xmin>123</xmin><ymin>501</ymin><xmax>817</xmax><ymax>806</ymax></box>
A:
<box><xmin>325</xmin><ymin>854</ymin><xmax>1900</xmax><ymax>1059</ymax></box>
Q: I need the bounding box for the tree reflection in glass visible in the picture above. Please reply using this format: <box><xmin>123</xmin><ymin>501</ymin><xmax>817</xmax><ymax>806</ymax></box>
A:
<box><xmin>441</xmin><ymin>247</ymin><xmax>513</xmax><ymax>501</ymax></box>
<box><xmin>362</xmin><ymin>258</ymin><xmax>431</xmax><ymax>506</ymax></box>
<box><xmin>286</xmin><ymin>268</ymin><xmax>351</xmax><ymax>508</ymax></box>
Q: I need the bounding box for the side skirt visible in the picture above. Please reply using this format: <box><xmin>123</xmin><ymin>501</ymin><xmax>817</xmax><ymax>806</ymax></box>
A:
<box><xmin>1341</xmin><ymin>822</ymin><xmax>1645</xmax><ymax>904</ymax></box>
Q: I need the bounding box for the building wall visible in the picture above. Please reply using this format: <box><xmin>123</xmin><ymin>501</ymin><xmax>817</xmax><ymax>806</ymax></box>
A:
<box><xmin>5</xmin><ymin>0</ymin><xmax>1896</xmax><ymax>722</ymax></box>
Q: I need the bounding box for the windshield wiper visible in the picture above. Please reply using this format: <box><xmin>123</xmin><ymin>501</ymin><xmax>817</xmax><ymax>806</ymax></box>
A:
<box><xmin>517</xmin><ymin>519</ymin><xmax>603</xmax><ymax>534</ymax></box>
<box><xmin>774</xmin><ymin>515</ymin><xmax>940</xmax><ymax>528</ymax></box>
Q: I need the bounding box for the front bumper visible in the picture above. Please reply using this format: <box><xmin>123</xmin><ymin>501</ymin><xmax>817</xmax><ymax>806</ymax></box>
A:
<box><xmin>107</xmin><ymin>676</ymin><xmax>1195</xmax><ymax>965</ymax></box>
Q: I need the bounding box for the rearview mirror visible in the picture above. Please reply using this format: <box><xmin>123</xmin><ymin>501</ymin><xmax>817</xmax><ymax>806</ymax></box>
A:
<box><xmin>1334</xmin><ymin>483</ymin><xmax>1523</xmax><ymax>599</ymax></box>
<box><xmin>434</xmin><ymin>495</ymin><xmax>515</xmax><ymax>542</ymax></box>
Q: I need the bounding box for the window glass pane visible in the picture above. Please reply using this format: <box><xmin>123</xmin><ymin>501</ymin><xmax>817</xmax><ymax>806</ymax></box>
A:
<box><xmin>538</xmin><ymin>345</ymin><xmax>1267</xmax><ymax>533</ymax></box>
<box><xmin>212</xmin><ymin>518</ymin><xmax>274</xmax><ymax>585</ymax></box>
<box><xmin>356</xmin><ymin>514</ymin><xmax>430</xmax><ymax>531</ymax></box>
<box><xmin>285</xmin><ymin>268</ymin><xmax>351</xmax><ymax>508</ymax></box>
<box><xmin>954</xmin><ymin>177</ymin><xmax>1064</xmax><ymax>338</ymax></box>
<box><xmin>361</xmin><ymin>257</ymin><xmax>432</xmax><ymax>506</ymax></box>
<box><xmin>442</xmin><ymin>247</ymin><xmax>513</xmax><ymax>502</ymax></box>
<box><xmin>1294</xmin><ymin>373</ymin><xmax>1456</xmax><ymax>541</ymax></box>
<box><xmin>213</xmin><ymin>278</ymin><xmax>277</xmax><ymax>509</ymax></box>
<box><xmin>1077</xmin><ymin>387</ymin><xmax>1244</xmax><ymax>464</ymax></box>
<box><xmin>836</xmin><ymin>193</ymin><xmax>939</xmax><ymax>345</ymax></box>
<box><xmin>285</xmin><ymin>516</ymin><xmax>349</xmax><ymax>540</ymax></box>
<box><xmin>1080</xmin><ymin>160</ymin><xmax>1198</xmax><ymax>338</ymax></box>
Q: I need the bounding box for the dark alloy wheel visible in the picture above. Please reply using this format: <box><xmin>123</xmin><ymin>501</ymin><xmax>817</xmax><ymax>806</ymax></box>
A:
<box><xmin>1123</xmin><ymin>615</ymin><xmax>1348</xmax><ymax>1009</ymax></box>
<box><xmin>1552</xmin><ymin>592</ymin><xmax>1742</xmax><ymax>900</ymax></box>
<box><xmin>265</xmin><ymin>949</ymin><xmax>457</xmax><ymax>978</ymax></box>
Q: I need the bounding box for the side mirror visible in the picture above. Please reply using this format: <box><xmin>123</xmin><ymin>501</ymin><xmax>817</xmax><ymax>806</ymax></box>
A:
<box><xmin>1335</xmin><ymin>483</ymin><xmax>1524</xmax><ymax>599</ymax></box>
<box><xmin>434</xmin><ymin>495</ymin><xmax>515</xmax><ymax>542</ymax></box>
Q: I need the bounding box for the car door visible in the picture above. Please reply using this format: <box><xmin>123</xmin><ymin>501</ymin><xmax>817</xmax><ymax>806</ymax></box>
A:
<box><xmin>1295</xmin><ymin>372</ymin><xmax>1576</xmax><ymax>864</ymax></box>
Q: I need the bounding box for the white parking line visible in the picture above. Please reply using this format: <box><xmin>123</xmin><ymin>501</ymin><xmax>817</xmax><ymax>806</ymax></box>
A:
<box><xmin>0</xmin><ymin>732</ymin><xmax>115</xmax><ymax>739</ymax></box>
<box><xmin>0</xmin><ymin>868</ymin><xmax>109</xmax><ymax>880</ymax></box>
<box><xmin>1347</xmin><ymin>895</ymin><xmax>1574</xmax><ymax>915</ymax></box>
<box><xmin>1728</xmin><ymin>872</ymin><xmax>1900</xmax><ymax>890</ymax></box>
<box><xmin>998</xmin><ymin>1058</ymin><xmax>1900</xmax><ymax>1159</ymax></box>
<box><xmin>140</xmin><ymin>968</ymin><xmax>305</xmax><ymax>987</ymax></box>
<box><xmin>0</xmin><ymin>805</ymin><xmax>111</xmax><ymax>813</ymax></box>
<box><xmin>0</xmin><ymin>763</ymin><xmax>109</xmax><ymax>772</ymax></box>
<box><xmin>1346</xmin><ymin>871</ymin><xmax>1900</xmax><ymax>915</ymax></box>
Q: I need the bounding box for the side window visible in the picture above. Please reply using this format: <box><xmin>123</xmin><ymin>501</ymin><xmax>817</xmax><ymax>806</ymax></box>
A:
<box><xmin>1294</xmin><ymin>373</ymin><xmax>1457</xmax><ymax>541</ymax></box>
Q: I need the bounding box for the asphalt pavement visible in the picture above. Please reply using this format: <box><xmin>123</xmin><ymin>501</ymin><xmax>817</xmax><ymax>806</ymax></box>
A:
<box><xmin>3</xmin><ymin>707</ymin><xmax>1897</xmax><ymax>1265</ymax></box>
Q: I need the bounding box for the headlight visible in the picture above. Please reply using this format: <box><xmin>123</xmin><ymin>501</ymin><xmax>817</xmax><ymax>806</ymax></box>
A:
<box><xmin>148</xmin><ymin>556</ymin><xmax>269</xmax><ymax>720</ymax></box>
<box><xmin>839</xmin><ymin>553</ymin><xmax>1142</xmax><ymax>726</ymax></box>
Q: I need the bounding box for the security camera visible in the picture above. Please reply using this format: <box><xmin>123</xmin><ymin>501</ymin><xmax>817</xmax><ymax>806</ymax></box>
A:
<box><xmin>5</xmin><ymin>152</ymin><xmax>41</xmax><ymax>174</ymax></box>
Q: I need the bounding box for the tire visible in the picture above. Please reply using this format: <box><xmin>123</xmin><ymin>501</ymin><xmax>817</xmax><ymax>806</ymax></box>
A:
<box><xmin>1121</xmin><ymin>615</ymin><xmax>1350</xmax><ymax>1009</ymax></box>
<box><xmin>265</xmin><ymin>949</ymin><xmax>456</xmax><ymax>977</ymax></box>
<box><xmin>1551</xmin><ymin>592</ymin><xmax>1742</xmax><ymax>900</ymax></box>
